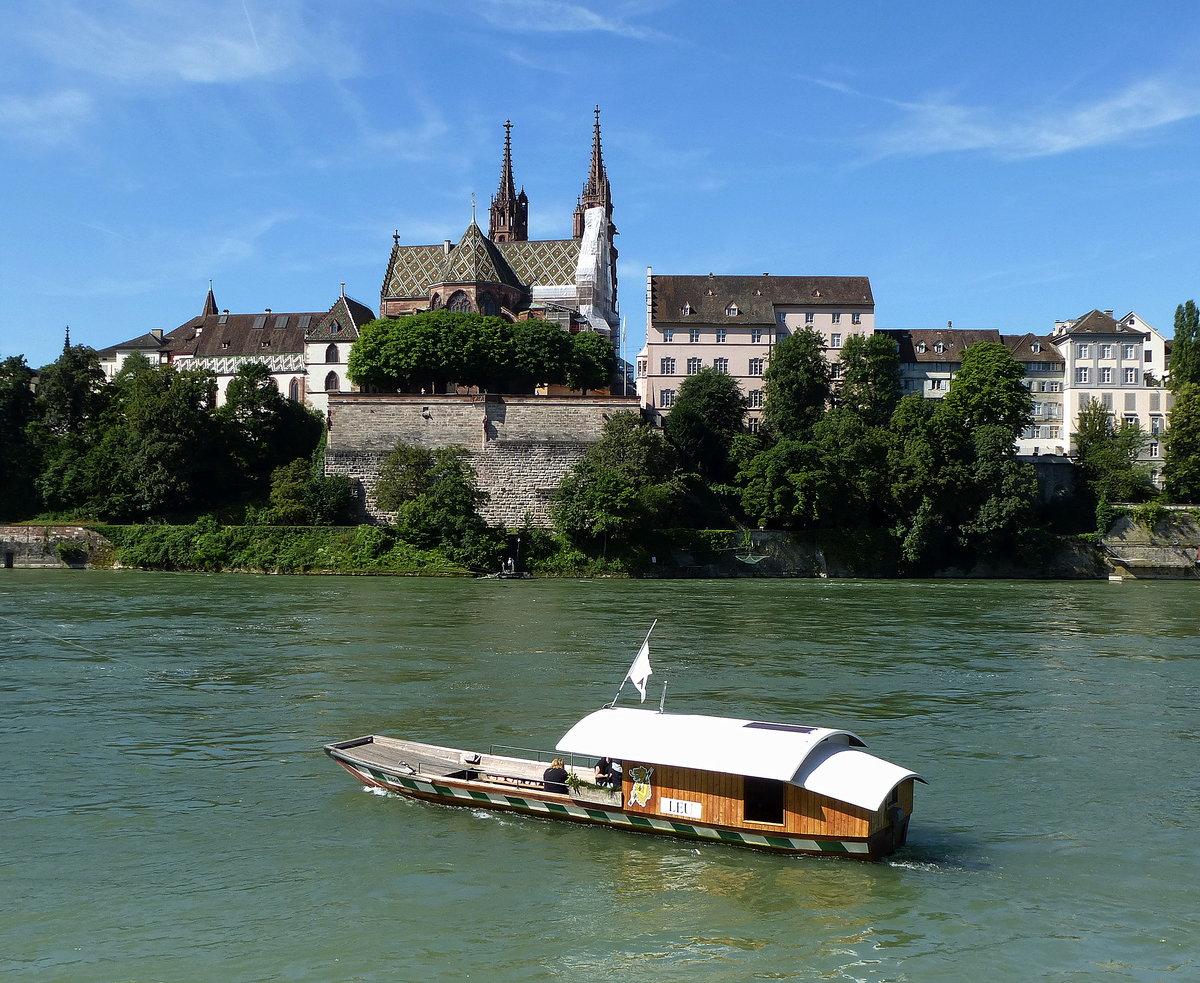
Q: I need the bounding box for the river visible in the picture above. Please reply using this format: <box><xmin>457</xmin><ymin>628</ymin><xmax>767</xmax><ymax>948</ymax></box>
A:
<box><xmin>2</xmin><ymin>571</ymin><xmax>1196</xmax><ymax>981</ymax></box>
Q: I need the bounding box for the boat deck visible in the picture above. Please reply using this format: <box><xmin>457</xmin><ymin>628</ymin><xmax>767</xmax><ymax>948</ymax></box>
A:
<box><xmin>327</xmin><ymin>735</ymin><xmax>623</xmax><ymax>807</ymax></box>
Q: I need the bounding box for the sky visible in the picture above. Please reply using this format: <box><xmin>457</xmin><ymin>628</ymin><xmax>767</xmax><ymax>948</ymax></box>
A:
<box><xmin>3</xmin><ymin>0</ymin><xmax>1200</xmax><ymax>371</ymax></box>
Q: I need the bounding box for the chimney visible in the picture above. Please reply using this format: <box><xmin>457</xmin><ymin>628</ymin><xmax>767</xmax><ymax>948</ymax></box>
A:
<box><xmin>947</xmin><ymin>320</ymin><xmax>953</xmax><ymax>329</ymax></box>
<box><xmin>1104</xmin><ymin>309</ymin><xmax>1114</xmax><ymax>316</ymax></box>
<box><xmin>150</xmin><ymin>328</ymin><xmax>163</xmax><ymax>340</ymax></box>
<box><xmin>443</xmin><ymin>240</ymin><xmax>452</xmax><ymax>255</ymax></box>
<box><xmin>265</xmin><ymin>308</ymin><xmax>272</xmax><ymax>314</ymax></box>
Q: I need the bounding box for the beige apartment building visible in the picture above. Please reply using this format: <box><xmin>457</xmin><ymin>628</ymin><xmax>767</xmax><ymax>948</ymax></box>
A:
<box><xmin>637</xmin><ymin>269</ymin><xmax>874</xmax><ymax>430</ymax></box>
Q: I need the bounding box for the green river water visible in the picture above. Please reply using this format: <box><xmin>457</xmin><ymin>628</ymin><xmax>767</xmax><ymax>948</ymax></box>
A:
<box><xmin>2</xmin><ymin>571</ymin><xmax>1197</xmax><ymax>982</ymax></box>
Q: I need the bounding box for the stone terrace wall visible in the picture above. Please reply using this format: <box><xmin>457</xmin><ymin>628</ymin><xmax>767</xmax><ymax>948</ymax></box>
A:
<box><xmin>0</xmin><ymin>525</ymin><xmax>110</xmax><ymax>569</ymax></box>
<box><xmin>325</xmin><ymin>394</ymin><xmax>643</xmax><ymax>527</ymax></box>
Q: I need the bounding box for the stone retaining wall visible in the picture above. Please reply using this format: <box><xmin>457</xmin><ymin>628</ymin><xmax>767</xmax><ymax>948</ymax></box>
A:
<box><xmin>0</xmin><ymin>526</ymin><xmax>110</xmax><ymax>569</ymax></box>
<box><xmin>324</xmin><ymin>394</ymin><xmax>642</xmax><ymax>527</ymax></box>
<box><xmin>1100</xmin><ymin>512</ymin><xmax>1200</xmax><ymax>579</ymax></box>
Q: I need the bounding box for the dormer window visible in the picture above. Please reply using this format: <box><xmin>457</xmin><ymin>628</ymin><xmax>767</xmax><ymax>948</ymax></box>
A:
<box><xmin>916</xmin><ymin>342</ymin><xmax>927</xmax><ymax>353</ymax></box>
<box><xmin>934</xmin><ymin>342</ymin><xmax>944</xmax><ymax>354</ymax></box>
<box><xmin>681</xmin><ymin>302</ymin><xmax>693</xmax><ymax>315</ymax></box>
<box><xmin>1032</xmin><ymin>342</ymin><xmax>1041</xmax><ymax>354</ymax></box>
<box><xmin>725</xmin><ymin>303</ymin><xmax>739</xmax><ymax>316</ymax></box>
<box><xmin>330</xmin><ymin>321</ymin><xmax>342</xmax><ymax>334</ymax></box>
<box><xmin>221</xmin><ymin>341</ymin><xmax>231</xmax><ymax>349</ymax></box>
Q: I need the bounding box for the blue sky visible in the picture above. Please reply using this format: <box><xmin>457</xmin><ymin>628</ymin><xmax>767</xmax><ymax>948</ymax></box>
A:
<box><xmin>3</xmin><ymin>0</ymin><xmax>1200</xmax><ymax>370</ymax></box>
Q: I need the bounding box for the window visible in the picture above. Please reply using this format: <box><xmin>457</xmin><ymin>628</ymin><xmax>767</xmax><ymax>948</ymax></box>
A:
<box><xmin>1100</xmin><ymin>345</ymin><xmax>1113</xmax><ymax>359</ymax></box>
<box><xmin>288</xmin><ymin>378</ymin><xmax>300</xmax><ymax>401</ymax></box>
<box><xmin>1031</xmin><ymin>342</ymin><xmax>1041</xmax><ymax>354</ymax></box>
<box><xmin>1124</xmin><ymin>368</ymin><xmax>1138</xmax><ymax>385</ymax></box>
<box><xmin>1149</xmin><ymin>441</ymin><xmax>1160</xmax><ymax>457</ymax></box>
<box><xmin>660</xmin><ymin>357</ymin><xmax>676</xmax><ymax>375</ymax></box>
<box><xmin>260</xmin><ymin>340</ymin><xmax>270</xmax><ymax>348</ymax></box>
<box><xmin>804</xmin><ymin>312</ymin><xmax>814</xmax><ymax>324</ymax></box>
<box><xmin>1050</xmin><ymin>427</ymin><xmax>1061</xmax><ymax>439</ymax></box>
<box><xmin>748</xmin><ymin>358</ymin><xmax>764</xmax><ymax>376</ymax></box>
<box><xmin>714</xmin><ymin>357</ymin><xmax>729</xmax><ymax>374</ymax></box>
<box><xmin>716</xmin><ymin>329</ymin><xmax>727</xmax><ymax>343</ymax></box>
<box><xmin>325</xmin><ymin>343</ymin><xmax>339</xmax><ymax>363</ymax></box>
<box><xmin>689</xmin><ymin>329</ymin><xmax>700</xmax><ymax>343</ymax></box>
<box><xmin>1124</xmin><ymin>413</ymin><xmax>1138</xmax><ymax>427</ymax></box>
<box><xmin>776</xmin><ymin>312</ymin><xmax>786</xmax><ymax>324</ymax></box>
<box><xmin>1123</xmin><ymin>344</ymin><xmax>1136</xmax><ymax>359</ymax></box>
<box><xmin>1102</xmin><ymin>392</ymin><xmax>1113</xmax><ymax>409</ymax></box>
<box><xmin>681</xmin><ymin>302</ymin><xmax>693</xmax><ymax>315</ymax></box>
<box><xmin>636</xmin><ymin>358</ymin><xmax>646</xmax><ymax>378</ymax></box>
<box><xmin>1145</xmin><ymin>350</ymin><xmax>1153</xmax><ymax>363</ymax></box>
<box><xmin>930</xmin><ymin>378</ymin><xmax>945</xmax><ymax>391</ymax></box>
<box><xmin>726</xmin><ymin>303</ymin><xmax>739</xmax><ymax>316</ymax></box>
<box><xmin>1151</xmin><ymin>416</ymin><xmax>1164</xmax><ymax>434</ymax></box>
<box><xmin>1048</xmin><ymin>382</ymin><xmax>1062</xmax><ymax>393</ymax></box>
<box><xmin>662</xmin><ymin>328</ymin><xmax>674</xmax><ymax>342</ymax></box>
<box><xmin>831</xmin><ymin>312</ymin><xmax>841</xmax><ymax>324</ymax></box>
<box><xmin>686</xmin><ymin>357</ymin><xmax>702</xmax><ymax>375</ymax></box>
<box><xmin>775</xmin><ymin>329</ymin><xmax>787</xmax><ymax>343</ymax></box>
<box><xmin>852</xmin><ymin>313</ymin><xmax>862</xmax><ymax>325</ymax></box>
<box><xmin>751</xmin><ymin>329</ymin><xmax>763</xmax><ymax>344</ymax></box>
<box><xmin>743</xmin><ymin>777</ymin><xmax>785</xmax><ymax>825</ymax></box>
<box><xmin>747</xmin><ymin>418</ymin><xmax>761</xmax><ymax>433</ymax></box>
<box><xmin>324</xmin><ymin>371</ymin><xmax>340</xmax><ymax>392</ymax></box>
<box><xmin>1032</xmin><ymin>402</ymin><xmax>1044</xmax><ymax>417</ymax></box>
<box><xmin>447</xmin><ymin>290</ymin><xmax>472</xmax><ymax>312</ymax></box>
<box><xmin>1076</xmin><ymin>367</ymin><xmax>1090</xmax><ymax>384</ymax></box>
<box><xmin>934</xmin><ymin>341</ymin><xmax>944</xmax><ymax>354</ymax></box>
<box><xmin>1078</xmin><ymin>344</ymin><xmax>1090</xmax><ymax>358</ymax></box>
<box><xmin>916</xmin><ymin>342</ymin><xmax>926</xmax><ymax>354</ymax></box>
<box><xmin>748</xmin><ymin>389</ymin><xmax>764</xmax><ymax>408</ymax></box>
<box><xmin>1100</xmin><ymin>367</ymin><xmax>1112</xmax><ymax>384</ymax></box>
<box><xmin>660</xmin><ymin>389</ymin><xmax>675</xmax><ymax>408</ymax></box>
<box><xmin>221</xmin><ymin>341</ymin><xmax>231</xmax><ymax>350</ymax></box>
<box><xmin>830</xmin><ymin>333</ymin><xmax>842</xmax><ymax>349</ymax></box>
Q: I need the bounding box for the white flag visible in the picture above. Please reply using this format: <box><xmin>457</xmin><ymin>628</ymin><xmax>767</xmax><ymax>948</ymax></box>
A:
<box><xmin>625</xmin><ymin>640</ymin><xmax>652</xmax><ymax>702</ymax></box>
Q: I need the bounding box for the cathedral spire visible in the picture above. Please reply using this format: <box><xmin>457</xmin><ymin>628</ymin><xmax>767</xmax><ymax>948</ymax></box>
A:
<box><xmin>574</xmin><ymin>106</ymin><xmax>613</xmax><ymax>238</ymax></box>
<box><xmin>489</xmin><ymin>119</ymin><xmax>528</xmax><ymax>242</ymax></box>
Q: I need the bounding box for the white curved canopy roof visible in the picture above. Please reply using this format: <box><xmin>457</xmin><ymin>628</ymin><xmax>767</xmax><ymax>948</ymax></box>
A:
<box><xmin>556</xmin><ymin>707</ymin><xmax>922</xmax><ymax>812</ymax></box>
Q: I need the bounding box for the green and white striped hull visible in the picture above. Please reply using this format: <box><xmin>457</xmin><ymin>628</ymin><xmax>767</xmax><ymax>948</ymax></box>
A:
<box><xmin>344</xmin><ymin>761</ymin><xmax>873</xmax><ymax>858</ymax></box>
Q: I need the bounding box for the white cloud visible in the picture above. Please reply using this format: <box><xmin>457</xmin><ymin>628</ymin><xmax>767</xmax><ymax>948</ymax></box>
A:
<box><xmin>0</xmin><ymin>90</ymin><xmax>93</xmax><ymax>146</ymax></box>
<box><xmin>24</xmin><ymin>0</ymin><xmax>348</xmax><ymax>85</ymax></box>
<box><xmin>873</xmin><ymin>77</ymin><xmax>1200</xmax><ymax>160</ymax></box>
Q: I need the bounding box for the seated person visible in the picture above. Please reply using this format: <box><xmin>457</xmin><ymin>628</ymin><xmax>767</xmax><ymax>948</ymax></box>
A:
<box><xmin>594</xmin><ymin>756</ymin><xmax>622</xmax><ymax>788</ymax></box>
<box><xmin>543</xmin><ymin>757</ymin><xmax>569</xmax><ymax>794</ymax></box>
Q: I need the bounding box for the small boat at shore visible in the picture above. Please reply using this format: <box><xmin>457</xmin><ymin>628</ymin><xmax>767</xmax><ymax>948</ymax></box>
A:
<box><xmin>324</xmin><ymin>629</ymin><xmax>924</xmax><ymax>860</ymax></box>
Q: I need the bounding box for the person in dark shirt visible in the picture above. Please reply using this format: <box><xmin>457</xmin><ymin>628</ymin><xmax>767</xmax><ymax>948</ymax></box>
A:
<box><xmin>543</xmin><ymin>757</ymin><xmax>569</xmax><ymax>794</ymax></box>
<box><xmin>594</xmin><ymin>757</ymin><xmax>622</xmax><ymax>788</ymax></box>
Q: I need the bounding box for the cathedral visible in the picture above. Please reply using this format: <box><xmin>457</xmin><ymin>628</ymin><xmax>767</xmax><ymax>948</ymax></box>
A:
<box><xmin>379</xmin><ymin>109</ymin><xmax>620</xmax><ymax>338</ymax></box>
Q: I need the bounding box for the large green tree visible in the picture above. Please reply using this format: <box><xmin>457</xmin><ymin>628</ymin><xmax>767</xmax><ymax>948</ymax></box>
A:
<box><xmin>1164</xmin><ymin>383</ymin><xmax>1200</xmax><ymax>502</ymax></box>
<box><xmin>553</xmin><ymin>412</ymin><xmax>684</xmax><ymax>547</ymax></box>
<box><xmin>837</xmin><ymin>333</ymin><xmax>902</xmax><ymax>424</ymax></box>
<box><xmin>943</xmin><ymin>341</ymin><xmax>1032</xmax><ymax>438</ymax></box>
<box><xmin>1169</xmin><ymin>300</ymin><xmax>1200</xmax><ymax>391</ymax></box>
<box><xmin>36</xmin><ymin>343</ymin><xmax>106</xmax><ymax>436</ymax></box>
<box><xmin>1074</xmin><ymin>399</ymin><xmax>1153</xmax><ymax>502</ymax></box>
<box><xmin>565</xmin><ymin>331</ymin><xmax>617</xmax><ymax>394</ymax></box>
<box><xmin>663</xmin><ymin>367</ymin><xmax>747</xmax><ymax>480</ymax></box>
<box><xmin>0</xmin><ymin>356</ymin><xmax>40</xmax><ymax>518</ymax></box>
<box><xmin>762</xmin><ymin>328</ymin><xmax>830</xmax><ymax>439</ymax></box>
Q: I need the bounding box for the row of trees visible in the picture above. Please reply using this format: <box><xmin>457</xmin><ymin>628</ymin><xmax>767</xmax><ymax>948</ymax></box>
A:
<box><xmin>0</xmin><ymin>346</ymin><xmax>345</xmax><ymax>523</ymax></box>
<box><xmin>553</xmin><ymin>332</ymin><xmax>1047</xmax><ymax>572</ymax></box>
<box><xmin>348</xmin><ymin>311</ymin><xmax>617</xmax><ymax>394</ymax></box>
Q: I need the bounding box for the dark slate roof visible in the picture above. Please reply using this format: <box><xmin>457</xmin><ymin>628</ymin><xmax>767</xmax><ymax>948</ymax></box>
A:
<box><xmin>1002</xmin><ymin>333</ymin><xmax>1064</xmax><ymax>364</ymax></box>
<box><xmin>95</xmin><ymin>332</ymin><xmax>171</xmax><ymax>359</ymax></box>
<box><xmin>306</xmin><ymin>294</ymin><xmax>376</xmax><ymax>342</ymax></box>
<box><xmin>881</xmin><ymin>328</ymin><xmax>1002</xmax><ymax>363</ymax></box>
<box><xmin>166</xmin><ymin>310</ymin><xmax>323</xmax><ymax>358</ymax></box>
<box><xmin>1060</xmin><ymin>309</ymin><xmax>1144</xmax><ymax>336</ymax></box>
<box><xmin>651</xmin><ymin>274</ymin><xmax>873</xmax><ymax>325</ymax></box>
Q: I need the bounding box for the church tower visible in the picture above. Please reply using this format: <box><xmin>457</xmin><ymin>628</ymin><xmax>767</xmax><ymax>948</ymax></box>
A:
<box><xmin>573</xmin><ymin>106</ymin><xmax>619</xmax><ymax>305</ymax></box>
<box><xmin>488</xmin><ymin>120</ymin><xmax>528</xmax><ymax>243</ymax></box>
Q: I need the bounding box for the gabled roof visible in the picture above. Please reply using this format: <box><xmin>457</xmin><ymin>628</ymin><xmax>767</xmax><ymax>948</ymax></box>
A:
<box><xmin>556</xmin><ymin>707</ymin><xmax>921</xmax><ymax>811</ymax></box>
<box><xmin>1002</xmin><ymin>332</ymin><xmax>1063</xmax><ymax>364</ymax></box>
<box><xmin>306</xmin><ymin>294</ymin><xmax>376</xmax><ymax>342</ymax></box>
<box><xmin>1059</xmin><ymin>309</ymin><xmax>1144</xmax><ymax>336</ymax></box>
<box><xmin>94</xmin><ymin>332</ymin><xmax>171</xmax><ymax>358</ymax></box>
<box><xmin>651</xmin><ymin>274</ymin><xmax>874</xmax><ymax>326</ymax></box>
<box><xmin>882</xmin><ymin>328</ymin><xmax>1001</xmax><ymax>363</ymax></box>
<box><xmin>441</xmin><ymin>222</ymin><xmax>521</xmax><ymax>287</ymax></box>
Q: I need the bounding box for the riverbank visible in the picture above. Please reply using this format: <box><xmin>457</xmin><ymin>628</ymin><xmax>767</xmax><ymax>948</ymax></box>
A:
<box><xmin>5</xmin><ymin>516</ymin><xmax>1199</xmax><ymax>579</ymax></box>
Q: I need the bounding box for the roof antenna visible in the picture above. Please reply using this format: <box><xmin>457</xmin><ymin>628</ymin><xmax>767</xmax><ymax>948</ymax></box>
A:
<box><xmin>471</xmin><ymin>192</ymin><xmax>477</xmax><ymax>225</ymax></box>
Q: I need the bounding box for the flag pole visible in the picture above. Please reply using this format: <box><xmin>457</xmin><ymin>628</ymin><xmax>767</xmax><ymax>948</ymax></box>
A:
<box><xmin>609</xmin><ymin>619</ymin><xmax>657</xmax><ymax>707</ymax></box>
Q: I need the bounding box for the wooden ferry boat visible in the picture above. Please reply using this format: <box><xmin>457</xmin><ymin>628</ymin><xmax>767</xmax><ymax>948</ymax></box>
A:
<box><xmin>324</xmin><ymin>704</ymin><xmax>923</xmax><ymax>860</ymax></box>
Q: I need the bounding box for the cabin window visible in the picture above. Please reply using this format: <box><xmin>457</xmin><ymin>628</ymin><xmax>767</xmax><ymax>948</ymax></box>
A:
<box><xmin>743</xmin><ymin>776</ymin><xmax>786</xmax><ymax>824</ymax></box>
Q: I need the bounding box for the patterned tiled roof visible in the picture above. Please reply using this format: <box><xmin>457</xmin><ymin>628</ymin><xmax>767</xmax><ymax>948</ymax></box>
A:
<box><xmin>306</xmin><ymin>294</ymin><xmax>376</xmax><ymax>342</ymax></box>
<box><xmin>442</xmin><ymin>222</ymin><xmax>521</xmax><ymax>287</ymax></box>
<box><xmin>652</xmin><ymin>274</ymin><xmax>874</xmax><ymax>325</ymax></box>
<box><xmin>497</xmin><ymin>238</ymin><xmax>579</xmax><ymax>286</ymax></box>
<box><xmin>383</xmin><ymin>244</ymin><xmax>450</xmax><ymax>299</ymax></box>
